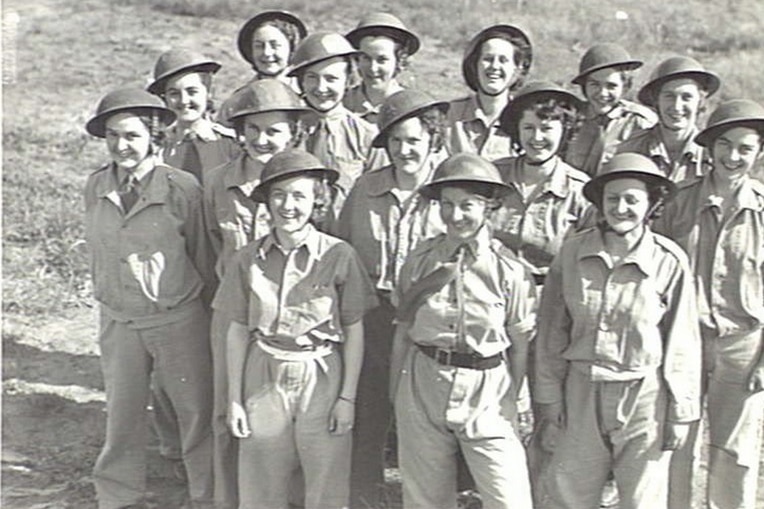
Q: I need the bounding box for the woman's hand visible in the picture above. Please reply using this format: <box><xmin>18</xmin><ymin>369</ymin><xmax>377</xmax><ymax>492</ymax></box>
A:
<box><xmin>229</xmin><ymin>401</ymin><xmax>251</xmax><ymax>438</ymax></box>
<box><xmin>329</xmin><ymin>398</ymin><xmax>355</xmax><ymax>436</ymax></box>
<box><xmin>746</xmin><ymin>364</ymin><xmax>764</xmax><ymax>393</ymax></box>
<box><xmin>662</xmin><ymin>421</ymin><xmax>690</xmax><ymax>451</ymax></box>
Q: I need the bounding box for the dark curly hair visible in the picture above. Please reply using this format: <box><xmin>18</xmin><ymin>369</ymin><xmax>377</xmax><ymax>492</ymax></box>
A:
<box><xmin>468</xmin><ymin>33</ymin><xmax>532</xmax><ymax>93</ymax></box>
<box><xmin>505</xmin><ymin>97</ymin><xmax>581</xmax><ymax>156</ymax></box>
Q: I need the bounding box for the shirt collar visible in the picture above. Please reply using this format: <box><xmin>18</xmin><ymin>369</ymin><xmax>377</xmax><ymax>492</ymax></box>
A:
<box><xmin>166</xmin><ymin>118</ymin><xmax>220</xmax><ymax>144</ymax></box>
<box><xmin>365</xmin><ymin>158</ymin><xmax>439</xmax><ymax>198</ymax></box>
<box><xmin>701</xmin><ymin>174</ymin><xmax>764</xmax><ymax>212</ymax></box>
<box><xmin>440</xmin><ymin>223</ymin><xmax>493</xmax><ymax>260</ymax></box>
<box><xmin>319</xmin><ymin>103</ymin><xmax>352</xmax><ymax>123</ymax></box>
<box><xmin>258</xmin><ymin>223</ymin><xmax>322</xmax><ymax>261</ymax></box>
<box><xmin>644</xmin><ymin>125</ymin><xmax>703</xmax><ymax>164</ymax></box>
<box><xmin>223</xmin><ymin>153</ymin><xmax>264</xmax><ymax>195</ymax></box>
<box><xmin>504</xmin><ymin>157</ymin><xmax>572</xmax><ymax>199</ymax></box>
<box><xmin>577</xmin><ymin>227</ymin><xmax>657</xmax><ymax>277</ymax></box>
<box><xmin>584</xmin><ymin>101</ymin><xmax>626</xmax><ymax>122</ymax></box>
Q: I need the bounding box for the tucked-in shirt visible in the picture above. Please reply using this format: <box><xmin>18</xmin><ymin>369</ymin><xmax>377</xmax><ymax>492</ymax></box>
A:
<box><xmin>617</xmin><ymin>125</ymin><xmax>710</xmax><ymax>184</ymax></box>
<box><xmin>343</xmin><ymin>81</ymin><xmax>405</xmax><ymax>125</ymax></box>
<box><xmin>564</xmin><ymin>100</ymin><xmax>657</xmax><ymax>177</ymax></box>
<box><xmin>162</xmin><ymin>119</ymin><xmax>240</xmax><ymax>185</ymax></box>
<box><xmin>653</xmin><ymin>175</ymin><xmax>764</xmax><ymax>336</ymax></box>
<box><xmin>534</xmin><ymin>227</ymin><xmax>701</xmax><ymax>422</ymax></box>
<box><xmin>397</xmin><ymin>226</ymin><xmax>537</xmax><ymax>358</ymax></box>
<box><xmin>84</xmin><ymin>162</ymin><xmax>214</xmax><ymax>326</ymax></box>
<box><xmin>447</xmin><ymin>94</ymin><xmax>514</xmax><ymax>162</ymax></box>
<box><xmin>305</xmin><ymin>104</ymin><xmax>387</xmax><ymax>196</ymax></box>
<box><xmin>334</xmin><ymin>160</ymin><xmax>446</xmax><ymax>293</ymax></box>
<box><xmin>203</xmin><ymin>153</ymin><xmax>271</xmax><ymax>280</ymax></box>
<box><xmin>492</xmin><ymin>157</ymin><xmax>591</xmax><ymax>277</ymax></box>
<box><xmin>213</xmin><ymin>225</ymin><xmax>378</xmax><ymax>350</ymax></box>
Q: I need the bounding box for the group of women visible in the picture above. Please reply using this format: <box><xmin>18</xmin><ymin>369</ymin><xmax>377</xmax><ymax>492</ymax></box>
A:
<box><xmin>81</xmin><ymin>8</ymin><xmax>764</xmax><ymax>509</ymax></box>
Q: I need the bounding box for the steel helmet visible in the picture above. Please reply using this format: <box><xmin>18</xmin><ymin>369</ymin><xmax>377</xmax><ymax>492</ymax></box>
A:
<box><xmin>498</xmin><ymin>80</ymin><xmax>583</xmax><ymax>136</ymax></box>
<box><xmin>237</xmin><ymin>10</ymin><xmax>308</xmax><ymax>67</ymax></box>
<box><xmin>147</xmin><ymin>48</ymin><xmax>221</xmax><ymax>95</ymax></box>
<box><xmin>461</xmin><ymin>24</ymin><xmax>533</xmax><ymax>93</ymax></box>
<box><xmin>251</xmin><ymin>149</ymin><xmax>339</xmax><ymax>203</ymax></box>
<box><xmin>287</xmin><ymin>32</ymin><xmax>361</xmax><ymax>77</ymax></box>
<box><xmin>637</xmin><ymin>56</ymin><xmax>720</xmax><ymax>107</ymax></box>
<box><xmin>224</xmin><ymin>79</ymin><xmax>318</xmax><ymax>124</ymax></box>
<box><xmin>86</xmin><ymin>87</ymin><xmax>175</xmax><ymax>138</ymax></box>
<box><xmin>583</xmin><ymin>152</ymin><xmax>676</xmax><ymax>206</ymax></box>
<box><xmin>372</xmin><ymin>89</ymin><xmax>449</xmax><ymax>148</ymax></box>
<box><xmin>695</xmin><ymin>99</ymin><xmax>764</xmax><ymax>147</ymax></box>
<box><xmin>571</xmin><ymin>43</ymin><xmax>642</xmax><ymax>85</ymax></box>
<box><xmin>419</xmin><ymin>153</ymin><xmax>510</xmax><ymax>200</ymax></box>
<box><xmin>346</xmin><ymin>12</ymin><xmax>420</xmax><ymax>56</ymax></box>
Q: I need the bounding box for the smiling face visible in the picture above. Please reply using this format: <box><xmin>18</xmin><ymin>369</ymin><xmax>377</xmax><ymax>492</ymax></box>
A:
<box><xmin>387</xmin><ymin>116</ymin><xmax>432</xmax><ymax>178</ymax></box>
<box><xmin>657</xmin><ymin>78</ymin><xmax>703</xmax><ymax>132</ymax></box>
<box><xmin>251</xmin><ymin>24</ymin><xmax>292</xmax><ymax>76</ymax></box>
<box><xmin>242</xmin><ymin>110</ymin><xmax>296</xmax><ymax>163</ymax></box>
<box><xmin>518</xmin><ymin>108</ymin><xmax>564</xmax><ymax>164</ymax></box>
<box><xmin>439</xmin><ymin>186</ymin><xmax>492</xmax><ymax>241</ymax></box>
<box><xmin>476</xmin><ymin>37</ymin><xmax>517</xmax><ymax>96</ymax></box>
<box><xmin>711</xmin><ymin>126</ymin><xmax>763</xmax><ymax>184</ymax></box>
<box><xmin>268</xmin><ymin>174</ymin><xmax>317</xmax><ymax>233</ymax></box>
<box><xmin>584</xmin><ymin>67</ymin><xmax>626</xmax><ymax>115</ymax></box>
<box><xmin>300</xmin><ymin>57</ymin><xmax>350</xmax><ymax>113</ymax></box>
<box><xmin>163</xmin><ymin>71</ymin><xmax>210</xmax><ymax>126</ymax></box>
<box><xmin>602</xmin><ymin>177</ymin><xmax>650</xmax><ymax>235</ymax></box>
<box><xmin>358</xmin><ymin>36</ymin><xmax>399</xmax><ymax>90</ymax></box>
<box><xmin>105</xmin><ymin>112</ymin><xmax>152</xmax><ymax>172</ymax></box>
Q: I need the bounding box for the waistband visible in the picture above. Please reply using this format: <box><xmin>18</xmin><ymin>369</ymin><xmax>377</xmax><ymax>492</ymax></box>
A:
<box><xmin>257</xmin><ymin>339</ymin><xmax>335</xmax><ymax>362</ymax></box>
<box><xmin>100</xmin><ymin>298</ymin><xmax>203</xmax><ymax>330</ymax></box>
<box><xmin>417</xmin><ymin>344</ymin><xmax>503</xmax><ymax>370</ymax></box>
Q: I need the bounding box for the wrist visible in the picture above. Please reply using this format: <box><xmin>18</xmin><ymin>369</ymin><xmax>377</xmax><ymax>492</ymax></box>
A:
<box><xmin>338</xmin><ymin>395</ymin><xmax>355</xmax><ymax>404</ymax></box>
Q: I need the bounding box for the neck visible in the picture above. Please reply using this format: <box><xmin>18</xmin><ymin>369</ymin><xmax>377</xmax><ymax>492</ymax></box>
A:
<box><xmin>395</xmin><ymin>164</ymin><xmax>430</xmax><ymax>192</ymax></box>
<box><xmin>604</xmin><ymin>223</ymin><xmax>645</xmax><ymax>258</ymax></box>
<box><xmin>659</xmin><ymin>123</ymin><xmax>693</xmax><ymax>152</ymax></box>
<box><xmin>274</xmin><ymin>224</ymin><xmax>311</xmax><ymax>251</ymax></box>
<box><xmin>521</xmin><ymin>155</ymin><xmax>557</xmax><ymax>183</ymax></box>
<box><xmin>710</xmin><ymin>170</ymin><xmax>747</xmax><ymax>199</ymax></box>
<box><xmin>176</xmin><ymin>117</ymin><xmax>204</xmax><ymax>133</ymax></box>
<box><xmin>364</xmin><ymin>81</ymin><xmax>395</xmax><ymax>105</ymax></box>
<box><xmin>477</xmin><ymin>90</ymin><xmax>508</xmax><ymax>119</ymax></box>
<box><xmin>124</xmin><ymin>155</ymin><xmax>156</xmax><ymax>181</ymax></box>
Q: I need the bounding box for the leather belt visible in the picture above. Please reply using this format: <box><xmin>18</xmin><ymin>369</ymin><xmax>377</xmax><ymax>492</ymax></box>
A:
<box><xmin>417</xmin><ymin>345</ymin><xmax>503</xmax><ymax>370</ymax></box>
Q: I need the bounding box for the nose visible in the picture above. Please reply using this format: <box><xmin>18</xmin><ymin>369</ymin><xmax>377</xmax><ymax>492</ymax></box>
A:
<box><xmin>179</xmin><ymin>89</ymin><xmax>190</xmax><ymax>104</ymax></box>
<box><xmin>262</xmin><ymin>43</ymin><xmax>275</xmax><ymax>57</ymax></box>
<box><xmin>255</xmin><ymin>130</ymin><xmax>269</xmax><ymax>146</ymax></box>
<box><xmin>115</xmin><ymin>136</ymin><xmax>129</xmax><ymax>151</ymax></box>
<box><xmin>532</xmin><ymin>128</ymin><xmax>544</xmax><ymax>142</ymax></box>
<box><xmin>614</xmin><ymin>197</ymin><xmax>629</xmax><ymax>214</ymax></box>
<box><xmin>450</xmin><ymin>206</ymin><xmax>464</xmax><ymax>222</ymax></box>
<box><xmin>728</xmin><ymin>148</ymin><xmax>741</xmax><ymax>162</ymax></box>
<box><xmin>281</xmin><ymin>193</ymin><xmax>295</xmax><ymax>209</ymax></box>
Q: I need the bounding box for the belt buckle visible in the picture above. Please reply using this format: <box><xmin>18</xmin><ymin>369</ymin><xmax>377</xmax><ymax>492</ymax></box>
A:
<box><xmin>435</xmin><ymin>348</ymin><xmax>453</xmax><ymax>366</ymax></box>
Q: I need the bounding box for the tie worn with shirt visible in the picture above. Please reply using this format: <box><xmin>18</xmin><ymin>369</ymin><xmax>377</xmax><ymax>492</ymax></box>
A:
<box><xmin>119</xmin><ymin>175</ymin><xmax>140</xmax><ymax>213</ymax></box>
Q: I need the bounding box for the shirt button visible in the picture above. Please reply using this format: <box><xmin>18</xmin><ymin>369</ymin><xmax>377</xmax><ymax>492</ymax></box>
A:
<box><xmin>449</xmin><ymin>324</ymin><xmax>455</xmax><ymax>330</ymax></box>
<box><xmin>599</xmin><ymin>322</ymin><xmax>609</xmax><ymax>332</ymax></box>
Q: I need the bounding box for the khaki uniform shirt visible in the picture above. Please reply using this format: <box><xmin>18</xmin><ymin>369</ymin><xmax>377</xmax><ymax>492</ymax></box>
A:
<box><xmin>447</xmin><ymin>94</ymin><xmax>514</xmax><ymax>162</ymax></box>
<box><xmin>213</xmin><ymin>225</ymin><xmax>377</xmax><ymax>350</ymax></box>
<box><xmin>334</xmin><ymin>161</ymin><xmax>446</xmax><ymax>294</ymax></box>
<box><xmin>84</xmin><ymin>162</ymin><xmax>214</xmax><ymax>326</ymax></box>
<box><xmin>617</xmin><ymin>125</ymin><xmax>710</xmax><ymax>184</ymax></box>
<box><xmin>534</xmin><ymin>227</ymin><xmax>701</xmax><ymax>422</ymax></box>
<box><xmin>162</xmin><ymin>119</ymin><xmax>240</xmax><ymax>185</ymax></box>
<box><xmin>203</xmin><ymin>153</ymin><xmax>271</xmax><ymax>280</ymax></box>
<box><xmin>397</xmin><ymin>226</ymin><xmax>538</xmax><ymax>358</ymax></box>
<box><xmin>492</xmin><ymin>157</ymin><xmax>591</xmax><ymax>277</ymax></box>
<box><xmin>653</xmin><ymin>176</ymin><xmax>764</xmax><ymax>336</ymax></box>
<box><xmin>343</xmin><ymin>81</ymin><xmax>405</xmax><ymax>125</ymax></box>
<box><xmin>305</xmin><ymin>105</ymin><xmax>387</xmax><ymax>196</ymax></box>
<box><xmin>564</xmin><ymin>100</ymin><xmax>657</xmax><ymax>177</ymax></box>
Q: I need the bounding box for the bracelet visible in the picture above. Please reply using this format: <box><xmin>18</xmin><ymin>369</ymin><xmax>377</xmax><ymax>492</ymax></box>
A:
<box><xmin>338</xmin><ymin>395</ymin><xmax>355</xmax><ymax>404</ymax></box>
